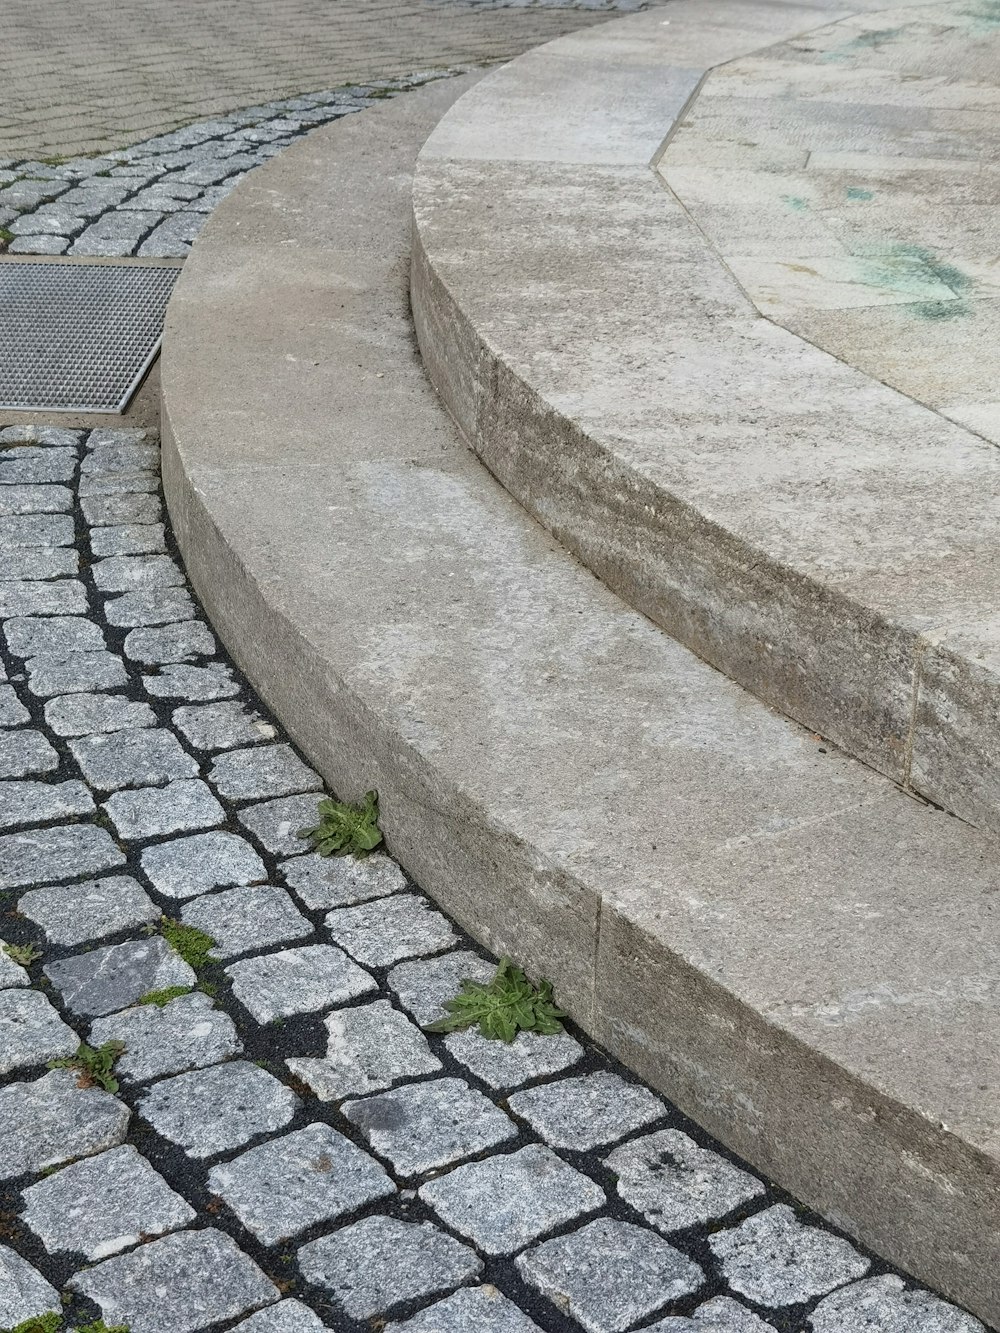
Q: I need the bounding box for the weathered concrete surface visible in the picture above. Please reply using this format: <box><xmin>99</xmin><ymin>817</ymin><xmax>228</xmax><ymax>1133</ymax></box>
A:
<box><xmin>160</xmin><ymin>78</ymin><xmax>1000</xmax><ymax>1324</ymax></box>
<box><xmin>410</xmin><ymin>1</ymin><xmax>1000</xmax><ymax>837</ymax></box>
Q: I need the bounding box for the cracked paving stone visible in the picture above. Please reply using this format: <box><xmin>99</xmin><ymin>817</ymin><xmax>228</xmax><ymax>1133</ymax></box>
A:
<box><xmin>326</xmin><ymin>893</ymin><xmax>456</xmax><ymax>969</ymax></box>
<box><xmin>182</xmin><ymin>884</ymin><xmax>312</xmax><ymax>959</ymax></box>
<box><xmin>70</xmin><ymin>726</ymin><xmax>199</xmax><ymax>790</ymax></box>
<box><xmin>0</xmin><ymin>546</ymin><xmax>79</xmax><ymax>580</ymax></box>
<box><xmin>238</xmin><ymin>792</ymin><xmax>329</xmax><ymax>856</ymax></box>
<box><xmin>517</xmin><ymin>1218</ymin><xmax>705</xmax><ymax>1333</ymax></box>
<box><xmin>19</xmin><ymin>875</ymin><xmax>159</xmax><ymax>946</ymax></box>
<box><xmin>0</xmin><ymin>988</ymin><xmax>78</xmax><ymax>1074</ymax></box>
<box><xmin>44</xmin><ymin>691</ymin><xmax>156</xmax><ymax>735</ymax></box>
<box><xmin>808</xmin><ymin>1275</ymin><xmax>986</xmax><ymax>1332</ymax></box>
<box><xmin>173</xmin><ymin>699</ymin><xmax>275</xmax><ymax>751</ymax></box>
<box><xmin>0</xmin><ymin>577</ymin><xmax>86</xmax><ymax>617</ymax></box>
<box><xmin>68</xmin><ymin>1227</ymin><xmax>280</xmax><ymax>1333</ymax></box>
<box><xmin>81</xmin><ymin>491</ymin><xmax>161</xmax><ymax>526</ymax></box>
<box><xmin>227</xmin><ymin>943</ymin><xmax>377</xmax><ymax>1023</ymax></box>
<box><xmin>0</xmin><ymin>684</ymin><xmax>31</xmax><ymax>727</ymax></box>
<box><xmin>90</xmin><ymin>522</ymin><xmax>166</xmax><ymax>556</ymax></box>
<box><xmin>0</xmin><ymin>823</ymin><xmax>125</xmax><ymax>890</ymax></box>
<box><xmin>646</xmin><ymin>1296</ymin><xmax>778</xmax><ymax>1331</ymax></box>
<box><xmin>604</xmin><ymin>1129</ymin><xmax>765</xmax><ymax>1235</ymax></box>
<box><xmin>0</xmin><ymin>513</ymin><xmax>74</xmax><ymax>548</ymax></box>
<box><xmin>140</xmin><ymin>1059</ymin><xmax>300</xmax><ymax>1157</ymax></box>
<box><xmin>344</xmin><ymin>1076</ymin><xmax>517</xmax><ymax>1176</ymax></box>
<box><xmin>0</xmin><ymin>484</ymin><xmax>73</xmax><ymax>516</ymax></box>
<box><xmin>124</xmin><ymin>619</ymin><xmax>216</xmax><ymax>663</ymax></box>
<box><xmin>79</xmin><ymin>474</ymin><xmax>159</xmax><ymax>502</ymax></box>
<box><xmin>420</xmin><ymin>1144</ymin><xmax>604</xmax><ymax>1255</ymax></box>
<box><xmin>387</xmin><ymin>950</ymin><xmax>494</xmax><ymax>1027</ymax></box>
<box><xmin>0</xmin><ymin>1244</ymin><xmax>60</xmax><ymax>1325</ymax></box>
<box><xmin>4</xmin><ymin>613</ymin><xmax>105</xmax><ymax>657</ymax></box>
<box><xmin>142</xmin><ymin>661</ymin><xmax>240</xmax><ymax>701</ymax></box>
<box><xmin>387</xmin><ymin>1286</ymin><xmax>545</xmax><ymax>1332</ymax></box>
<box><xmin>208</xmin><ymin>1120</ymin><xmax>395</xmax><ymax>1246</ymax></box>
<box><xmin>26</xmin><ymin>649</ymin><xmax>129</xmax><ymax>697</ymax></box>
<box><xmin>708</xmin><ymin>1205</ymin><xmax>870</xmax><ymax>1307</ymax></box>
<box><xmin>0</xmin><ymin>1069</ymin><xmax>130</xmax><ymax>1181</ymax></box>
<box><xmin>444</xmin><ymin>1027</ymin><xmax>584</xmax><ymax>1092</ymax></box>
<box><xmin>103</xmin><ymin>586</ymin><xmax>195</xmax><ymax>628</ymax></box>
<box><xmin>0</xmin><ymin>728</ymin><xmax>59</xmax><ymax>777</ymax></box>
<box><xmin>0</xmin><ymin>948</ymin><xmax>29</xmax><ymax>988</ymax></box>
<box><xmin>44</xmin><ymin>936</ymin><xmax>196</xmax><ymax>1017</ymax></box>
<box><xmin>208</xmin><ymin>742</ymin><xmax>322</xmax><ymax>801</ymax></box>
<box><xmin>282</xmin><ymin>850</ymin><xmax>406</xmax><ymax>910</ymax></box>
<box><xmin>90</xmin><ymin>990</ymin><xmax>241</xmax><ymax>1083</ymax></box>
<box><xmin>508</xmin><ymin>1071</ymin><xmax>665</xmax><ymax>1151</ymax></box>
<box><xmin>0</xmin><ymin>448</ymin><xmax>77</xmax><ymax>484</ymax></box>
<box><xmin>22</xmin><ymin>1144</ymin><xmax>195</xmax><ymax>1260</ymax></box>
<box><xmin>298</xmin><ymin>1215</ymin><xmax>482</xmax><ymax>1320</ymax></box>
<box><xmin>141</xmin><ymin>829</ymin><xmax>266</xmax><ymax>898</ymax></box>
<box><xmin>287</xmin><ymin>999</ymin><xmax>442</xmax><ymax>1100</ymax></box>
<box><xmin>103</xmin><ymin>776</ymin><xmax>225</xmax><ymax>838</ymax></box>
<box><xmin>92</xmin><ymin>554</ymin><xmax>183</xmax><ymax>593</ymax></box>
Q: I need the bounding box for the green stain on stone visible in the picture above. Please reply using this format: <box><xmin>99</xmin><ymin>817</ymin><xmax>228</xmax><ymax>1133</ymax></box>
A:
<box><xmin>822</xmin><ymin>26</ymin><xmax>903</xmax><ymax>58</ymax></box>
<box><xmin>860</xmin><ymin>243</ymin><xmax>973</xmax><ymax>300</ymax></box>
<box><xmin>913</xmin><ymin>299</ymin><xmax>969</xmax><ymax>321</ymax></box>
<box><xmin>781</xmin><ymin>194</ymin><xmax>809</xmax><ymax>211</ymax></box>
<box><xmin>846</xmin><ymin>187</ymin><xmax>874</xmax><ymax>201</ymax></box>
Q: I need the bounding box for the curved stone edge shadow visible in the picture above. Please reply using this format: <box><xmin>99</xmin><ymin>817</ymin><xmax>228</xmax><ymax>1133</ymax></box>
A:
<box><xmin>159</xmin><ymin>80</ymin><xmax>1000</xmax><ymax>1326</ymax></box>
<box><xmin>409</xmin><ymin>0</ymin><xmax>1000</xmax><ymax>838</ymax></box>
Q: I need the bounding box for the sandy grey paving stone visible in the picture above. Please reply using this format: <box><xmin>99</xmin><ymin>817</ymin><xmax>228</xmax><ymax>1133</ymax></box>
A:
<box><xmin>19</xmin><ymin>875</ymin><xmax>158</xmax><ymax>946</ymax></box>
<box><xmin>0</xmin><ymin>1069</ymin><xmax>130</xmax><ymax>1181</ymax></box>
<box><xmin>139</xmin><ymin>1060</ymin><xmax>300</xmax><ymax>1157</ymax></box>
<box><xmin>208</xmin><ymin>1121</ymin><xmax>395</xmax><ymax>1245</ymax></box>
<box><xmin>298</xmin><ymin>1215</ymin><xmax>482</xmax><ymax>1320</ymax></box>
<box><xmin>0</xmin><ymin>484</ymin><xmax>73</xmax><ymax>516</ymax></box>
<box><xmin>420</xmin><ymin>1144</ymin><xmax>605</xmax><ymax>1255</ymax></box>
<box><xmin>344</xmin><ymin>1076</ymin><xmax>517</xmax><ymax>1176</ymax></box>
<box><xmin>82</xmin><ymin>442</ymin><xmax>160</xmax><ymax>474</ymax></box>
<box><xmin>444</xmin><ymin>1027</ymin><xmax>585</xmax><ymax>1092</ymax></box>
<box><xmin>4</xmin><ymin>613</ymin><xmax>104</xmax><ymax>657</ymax></box>
<box><xmin>0</xmin><ymin>447</ymin><xmax>77</xmax><ymax>484</ymax></box>
<box><xmin>0</xmin><ymin>1244</ymin><xmax>60</xmax><ymax>1324</ymax></box>
<box><xmin>0</xmin><ymin>546</ymin><xmax>79</xmax><ymax>581</ymax></box>
<box><xmin>238</xmin><ymin>793</ymin><xmax>331</xmax><ymax>856</ymax></box>
<box><xmin>0</xmin><ymin>578</ymin><xmax>86</xmax><ymax>617</ymax></box>
<box><xmin>231</xmin><ymin>1300</ymin><xmax>328</xmax><ymax>1332</ymax></box>
<box><xmin>508</xmin><ymin>1071</ymin><xmax>664</xmax><ymax>1151</ymax></box>
<box><xmin>103</xmin><ymin>586</ymin><xmax>196</xmax><ymax>628</ymax></box>
<box><xmin>0</xmin><ymin>946</ymin><xmax>29</xmax><ymax>988</ymax></box>
<box><xmin>82</xmin><ymin>491</ymin><xmax>162</xmax><ymax>527</ymax></box>
<box><xmin>182</xmin><ymin>884</ymin><xmax>313</xmax><ymax>960</ymax></box>
<box><xmin>26</xmin><ymin>649</ymin><xmax>128</xmax><ymax>697</ymax></box>
<box><xmin>70</xmin><ymin>209</ymin><xmax>164</xmax><ymax>256</ymax></box>
<box><xmin>0</xmin><ymin>683</ymin><xmax>31</xmax><ymax>727</ymax></box>
<box><xmin>22</xmin><ymin>1144</ymin><xmax>195</xmax><ymax>1260</ymax></box>
<box><xmin>0</xmin><ymin>513</ymin><xmax>74</xmax><ymax>548</ymax></box>
<box><xmin>387</xmin><ymin>951</ymin><xmax>495</xmax><ymax>1027</ymax></box>
<box><xmin>0</xmin><ymin>823</ymin><xmax>125</xmax><ymax>890</ymax></box>
<box><xmin>0</xmin><ymin>988</ymin><xmax>78</xmax><ymax>1074</ymax></box>
<box><xmin>91</xmin><ymin>522</ymin><xmax>166</xmax><ymax>557</ymax></box>
<box><xmin>0</xmin><ymin>728</ymin><xmax>58</xmax><ymax>777</ymax></box>
<box><xmin>708</xmin><ymin>1205</ymin><xmax>870</xmax><ymax>1307</ymax></box>
<box><xmin>92</xmin><ymin>554</ymin><xmax>183</xmax><ymax>593</ymax></box>
<box><xmin>45</xmin><ymin>691</ymin><xmax>157</xmax><ymax>736</ymax></box>
<box><xmin>9</xmin><ymin>235</ymin><xmax>70</xmax><ymax>254</ymax></box>
<box><xmin>124</xmin><ymin>619</ymin><xmax>216</xmax><ymax>663</ymax></box>
<box><xmin>90</xmin><ymin>990</ymin><xmax>241</xmax><ymax>1083</ymax></box>
<box><xmin>517</xmin><ymin>1218</ymin><xmax>704</xmax><ymax>1333</ymax></box>
<box><xmin>140</xmin><ymin>829</ymin><xmax>267</xmax><ymax>898</ymax></box>
<box><xmin>87</xmin><ymin>429</ymin><xmax>152</xmax><ymax>450</ymax></box>
<box><xmin>647</xmin><ymin>1296</ymin><xmax>778</xmax><ymax>1330</ymax></box>
<box><xmin>387</xmin><ymin>1285</ymin><xmax>546</xmax><ymax>1332</ymax></box>
<box><xmin>808</xmin><ymin>1275</ymin><xmax>986</xmax><ymax>1332</ymax></box>
<box><xmin>282</xmin><ymin>850</ymin><xmax>407</xmax><ymax>910</ymax></box>
<box><xmin>287</xmin><ymin>1000</ymin><xmax>442</xmax><ymax>1100</ymax></box>
<box><xmin>142</xmin><ymin>661</ymin><xmax>240</xmax><ymax>701</ymax></box>
<box><xmin>227</xmin><ymin>944</ymin><xmax>377</xmax><ymax>1023</ymax></box>
<box><xmin>0</xmin><ymin>427</ymin><xmax>83</xmax><ymax>449</ymax></box>
<box><xmin>45</xmin><ymin>936</ymin><xmax>196</xmax><ymax>1017</ymax></box>
<box><xmin>173</xmin><ymin>699</ymin><xmax>276</xmax><ymax>751</ymax></box>
<box><xmin>326</xmin><ymin>894</ymin><xmax>457</xmax><ymax>969</ymax></box>
<box><xmin>68</xmin><ymin>1227</ymin><xmax>280</xmax><ymax>1333</ymax></box>
<box><xmin>604</xmin><ymin>1129</ymin><xmax>765</xmax><ymax>1234</ymax></box>
<box><xmin>80</xmin><ymin>470</ymin><xmax>160</xmax><ymax>498</ymax></box>
<box><xmin>103</xmin><ymin>777</ymin><xmax>225</xmax><ymax>838</ymax></box>
<box><xmin>70</xmin><ymin>726</ymin><xmax>199</xmax><ymax>790</ymax></box>
<box><xmin>209</xmin><ymin>743</ymin><xmax>322</xmax><ymax>801</ymax></box>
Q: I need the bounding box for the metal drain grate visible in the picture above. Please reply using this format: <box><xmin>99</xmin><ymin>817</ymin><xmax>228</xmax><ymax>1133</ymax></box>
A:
<box><xmin>0</xmin><ymin>262</ymin><xmax>181</xmax><ymax>413</ymax></box>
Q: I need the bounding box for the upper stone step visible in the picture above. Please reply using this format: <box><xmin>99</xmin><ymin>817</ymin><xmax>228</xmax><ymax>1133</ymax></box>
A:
<box><xmin>410</xmin><ymin>0</ymin><xmax>1000</xmax><ymax>836</ymax></box>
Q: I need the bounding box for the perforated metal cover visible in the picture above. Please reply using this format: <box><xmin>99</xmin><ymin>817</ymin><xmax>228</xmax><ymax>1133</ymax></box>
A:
<box><xmin>0</xmin><ymin>261</ymin><xmax>181</xmax><ymax>413</ymax></box>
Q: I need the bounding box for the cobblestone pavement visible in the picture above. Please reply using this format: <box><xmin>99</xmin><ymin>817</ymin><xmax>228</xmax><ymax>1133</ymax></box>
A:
<box><xmin>0</xmin><ymin>0</ymin><xmax>655</xmax><ymax>160</ymax></box>
<box><xmin>0</xmin><ymin>420</ymin><xmax>989</xmax><ymax>1328</ymax></box>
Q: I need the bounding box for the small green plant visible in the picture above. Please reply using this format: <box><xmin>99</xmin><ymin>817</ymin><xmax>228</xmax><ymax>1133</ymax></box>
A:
<box><xmin>2</xmin><ymin>941</ymin><xmax>42</xmax><ymax>966</ymax></box>
<box><xmin>160</xmin><ymin>917</ymin><xmax>215</xmax><ymax>971</ymax></box>
<box><xmin>298</xmin><ymin>791</ymin><xmax>383</xmax><ymax>858</ymax></box>
<box><xmin>2</xmin><ymin>1318</ymin><xmax>130</xmax><ymax>1333</ymax></box>
<box><xmin>139</xmin><ymin>985</ymin><xmax>192</xmax><ymax>1008</ymax></box>
<box><xmin>77</xmin><ymin>1321</ymin><xmax>130</xmax><ymax>1333</ymax></box>
<box><xmin>428</xmin><ymin>957</ymin><xmax>567</xmax><ymax>1043</ymax></box>
<box><xmin>0</xmin><ymin>226</ymin><xmax>14</xmax><ymax>249</ymax></box>
<box><xmin>48</xmin><ymin>1040</ymin><xmax>126</xmax><ymax>1092</ymax></box>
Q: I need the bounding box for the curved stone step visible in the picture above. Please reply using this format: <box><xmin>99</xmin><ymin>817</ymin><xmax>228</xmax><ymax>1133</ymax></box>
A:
<box><xmin>160</xmin><ymin>78</ymin><xmax>1000</xmax><ymax>1326</ymax></box>
<box><xmin>409</xmin><ymin>0</ymin><xmax>1000</xmax><ymax>838</ymax></box>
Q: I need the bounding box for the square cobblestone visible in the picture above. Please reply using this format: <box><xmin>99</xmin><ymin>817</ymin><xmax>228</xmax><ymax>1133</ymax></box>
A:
<box><xmin>182</xmin><ymin>884</ymin><xmax>313</xmax><ymax>959</ymax></box>
<box><xmin>0</xmin><ymin>484</ymin><xmax>72</xmax><ymax>517</ymax></box>
<box><xmin>70</xmin><ymin>726</ymin><xmax>199</xmax><ymax>790</ymax></box>
<box><xmin>103</xmin><ymin>777</ymin><xmax>225</xmax><ymax>838</ymax></box>
<box><xmin>508</xmin><ymin>1071</ymin><xmax>664</xmax><ymax>1151</ymax></box>
<box><xmin>19</xmin><ymin>875</ymin><xmax>158</xmax><ymax>946</ymax></box>
<box><xmin>82</xmin><ymin>491</ymin><xmax>161</xmax><ymax>526</ymax></box>
<box><xmin>344</xmin><ymin>1076</ymin><xmax>516</xmax><ymax>1176</ymax></box>
<box><xmin>325</xmin><ymin>894</ymin><xmax>456</xmax><ymax>969</ymax></box>
<box><xmin>387</xmin><ymin>951</ymin><xmax>494</xmax><ymax>1027</ymax></box>
<box><xmin>44</xmin><ymin>691</ymin><xmax>157</xmax><ymax>736</ymax></box>
<box><xmin>282</xmin><ymin>851</ymin><xmax>406</xmax><ymax>911</ymax></box>
<box><xmin>208</xmin><ymin>742</ymin><xmax>321</xmax><ymax>801</ymax></box>
<box><xmin>124</xmin><ymin>620</ymin><xmax>216</xmax><ymax>663</ymax></box>
<box><xmin>0</xmin><ymin>684</ymin><xmax>31</xmax><ymax>727</ymax></box>
<box><xmin>645</xmin><ymin>1296</ymin><xmax>778</xmax><ymax>1331</ymax></box>
<box><xmin>140</xmin><ymin>829</ymin><xmax>267</xmax><ymax>898</ymax></box>
<box><xmin>90</xmin><ymin>522</ymin><xmax>166</xmax><ymax>557</ymax></box>
<box><xmin>444</xmin><ymin>1027</ymin><xmax>584</xmax><ymax>1092</ymax></box>
<box><xmin>0</xmin><ymin>988</ymin><xmax>78</xmax><ymax>1074</ymax></box>
<box><xmin>0</xmin><ymin>427</ymin><xmax>82</xmax><ymax>449</ymax></box>
<box><xmin>93</xmin><ymin>554</ymin><xmax>183</xmax><ymax>592</ymax></box>
<box><xmin>103</xmin><ymin>586</ymin><xmax>196</xmax><ymax>628</ymax></box>
<box><xmin>68</xmin><ymin>1227</ymin><xmax>280</xmax><ymax>1333</ymax></box>
<box><xmin>44</xmin><ymin>936</ymin><xmax>196</xmax><ymax>1016</ymax></box>
<box><xmin>139</xmin><ymin>1060</ymin><xmax>300</xmax><ymax>1158</ymax></box>
<box><xmin>231</xmin><ymin>1300</ymin><xmax>328</xmax><ymax>1332</ymax></box>
<box><xmin>516</xmin><ymin>1218</ymin><xmax>704</xmax><ymax>1333</ymax></box>
<box><xmin>298</xmin><ymin>1215</ymin><xmax>481</xmax><ymax>1320</ymax></box>
<box><xmin>90</xmin><ymin>989</ymin><xmax>241</xmax><ymax>1083</ymax></box>
<box><xmin>78</xmin><ymin>469</ymin><xmax>159</xmax><ymax>498</ymax></box>
<box><xmin>0</xmin><ymin>447</ymin><xmax>76</xmax><ymax>484</ymax></box>
<box><xmin>0</xmin><ymin>1244</ymin><xmax>60</xmax><ymax>1325</ymax></box>
<box><xmin>0</xmin><ymin>513</ymin><xmax>74</xmax><ymax>548</ymax></box>
<box><xmin>227</xmin><ymin>943</ymin><xmax>377</xmax><ymax>1023</ymax></box>
<box><xmin>26</xmin><ymin>649</ymin><xmax>129</xmax><ymax>697</ymax></box>
<box><xmin>0</xmin><ymin>823</ymin><xmax>125</xmax><ymax>890</ymax></box>
<box><xmin>0</xmin><ymin>577</ymin><xmax>86</xmax><ymax>617</ymax></box>
<box><xmin>386</xmin><ymin>1286</ymin><xmax>545</xmax><ymax>1332</ymax></box>
<box><xmin>144</xmin><ymin>661</ymin><xmax>240</xmax><ymax>701</ymax></box>
<box><xmin>70</xmin><ymin>209</ymin><xmax>165</xmax><ymax>256</ymax></box>
<box><xmin>4</xmin><ymin>614</ymin><xmax>104</xmax><ymax>657</ymax></box>
<box><xmin>82</xmin><ymin>442</ymin><xmax>160</xmax><ymax>474</ymax></box>
<box><xmin>809</xmin><ymin>1276</ymin><xmax>985</xmax><ymax>1333</ymax></box>
<box><xmin>420</xmin><ymin>1144</ymin><xmax>605</xmax><ymax>1255</ymax></box>
<box><xmin>22</xmin><ymin>1143</ymin><xmax>195</xmax><ymax>1260</ymax></box>
<box><xmin>0</xmin><ymin>728</ymin><xmax>58</xmax><ymax>778</ymax></box>
<box><xmin>0</xmin><ymin>946</ymin><xmax>29</xmax><ymax>988</ymax></box>
<box><xmin>238</xmin><ymin>793</ymin><xmax>330</xmax><ymax>856</ymax></box>
<box><xmin>287</xmin><ymin>999</ymin><xmax>442</xmax><ymax>1100</ymax></box>
<box><xmin>208</xmin><ymin>1121</ymin><xmax>395</xmax><ymax>1245</ymax></box>
<box><xmin>0</xmin><ymin>1069</ymin><xmax>130</xmax><ymax>1181</ymax></box>
<box><xmin>708</xmin><ymin>1205</ymin><xmax>870</xmax><ymax>1307</ymax></box>
<box><xmin>173</xmin><ymin>699</ymin><xmax>276</xmax><ymax>751</ymax></box>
